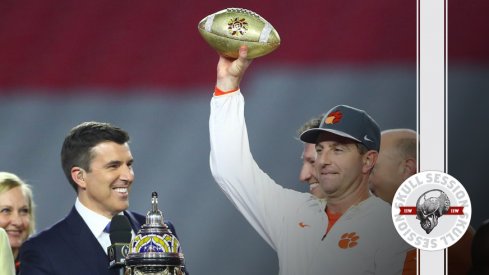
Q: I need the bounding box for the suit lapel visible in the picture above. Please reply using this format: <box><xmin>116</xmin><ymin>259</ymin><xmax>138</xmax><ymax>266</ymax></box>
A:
<box><xmin>63</xmin><ymin>207</ymin><xmax>110</xmax><ymax>274</ymax></box>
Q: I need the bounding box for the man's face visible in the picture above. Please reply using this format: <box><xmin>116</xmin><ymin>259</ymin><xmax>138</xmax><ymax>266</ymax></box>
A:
<box><xmin>77</xmin><ymin>141</ymin><xmax>134</xmax><ymax>218</ymax></box>
<box><xmin>300</xmin><ymin>143</ymin><xmax>326</xmax><ymax>199</ymax></box>
<box><xmin>369</xmin><ymin>137</ymin><xmax>404</xmax><ymax>204</ymax></box>
<box><xmin>315</xmin><ymin>133</ymin><xmax>365</xmax><ymax>199</ymax></box>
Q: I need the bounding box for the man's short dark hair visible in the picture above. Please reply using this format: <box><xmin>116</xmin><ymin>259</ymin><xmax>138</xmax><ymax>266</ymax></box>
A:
<box><xmin>61</xmin><ymin>121</ymin><xmax>130</xmax><ymax>192</ymax></box>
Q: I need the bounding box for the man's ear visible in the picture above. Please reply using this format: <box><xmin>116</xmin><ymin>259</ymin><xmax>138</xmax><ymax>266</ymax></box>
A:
<box><xmin>363</xmin><ymin>151</ymin><xmax>378</xmax><ymax>174</ymax></box>
<box><xmin>71</xmin><ymin>167</ymin><xmax>87</xmax><ymax>189</ymax></box>
<box><xmin>403</xmin><ymin>157</ymin><xmax>417</xmax><ymax>178</ymax></box>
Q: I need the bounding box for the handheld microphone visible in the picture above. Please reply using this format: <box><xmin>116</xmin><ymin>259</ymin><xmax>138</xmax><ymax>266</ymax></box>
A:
<box><xmin>107</xmin><ymin>215</ymin><xmax>132</xmax><ymax>273</ymax></box>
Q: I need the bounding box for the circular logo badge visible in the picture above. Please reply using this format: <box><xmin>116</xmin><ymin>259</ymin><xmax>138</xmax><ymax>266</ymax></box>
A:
<box><xmin>392</xmin><ymin>170</ymin><xmax>471</xmax><ymax>251</ymax></box>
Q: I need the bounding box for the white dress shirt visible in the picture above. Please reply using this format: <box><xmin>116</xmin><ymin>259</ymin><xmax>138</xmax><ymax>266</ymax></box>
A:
<box><xmin>75</xmin><ymin>198</ymin><xmax>124</xmax><ymax>255</ymax></box>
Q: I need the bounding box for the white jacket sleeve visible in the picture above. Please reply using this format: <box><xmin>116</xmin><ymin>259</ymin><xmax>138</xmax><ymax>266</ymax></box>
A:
<box><xmin>209</xmin><ymin>91</ymin><xmax>304</xmax><ymax>250</ymax></box>
<box><xmin>0</xmin><ymin>228</ymin><xmax>15</xmax><ymax>275</ymax></box>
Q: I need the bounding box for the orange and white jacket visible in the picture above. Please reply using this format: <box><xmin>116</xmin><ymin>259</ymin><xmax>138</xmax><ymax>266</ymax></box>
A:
<box><xmin>209</xmin><ymin>91</ymin><xmax>415</xmax><ymax>275</ymax></box>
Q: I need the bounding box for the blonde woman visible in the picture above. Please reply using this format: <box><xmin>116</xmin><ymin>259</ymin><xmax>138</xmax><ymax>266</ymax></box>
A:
<box><xmin>0</xmin><ymin>172</ymin><xmax>35</xmax><ymax>274</ymax></box>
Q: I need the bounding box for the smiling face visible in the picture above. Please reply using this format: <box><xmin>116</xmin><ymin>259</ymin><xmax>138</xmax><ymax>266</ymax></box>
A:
<box><xmin>314</xmin><ymin>132</ymin><xmax>372</xmax><ymax>201</ymax></box>
<box><xmin>300</xmin><ymin>143</ymin><xmax>326</xmax><ymax>199</ymax></box>
<box><xmin>74</xmin><ymin>141</ymin><xmax>134</xmax><ymax>218</ymax></box>
<box><xmin>0</xmin><ymin>186</ymin><xmax>31</xmax><ymax>255</ymax></box>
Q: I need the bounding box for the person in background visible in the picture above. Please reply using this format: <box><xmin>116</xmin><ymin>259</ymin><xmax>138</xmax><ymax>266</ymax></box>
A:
<box><xmin>0</xmin><ymin>172</ymin><xmax>35</xmax><ymax>274</ymax></box>
<box><xmin>368</xmin><ymin>129</ymin><xmax>416</xmax><ymax>204</ymax></box>
<box><xmin>1</xmin><ymin>227</ymin><xmax>16</xmax><ymax>275</ymax></box>
<box><xmin>470</xmin><ymin>219</ymin><xmax>489</xmax><ymax>275</ymax></box>
<box><xmin>297</xmin><ymin>114</ymin><xmax>327</xmax><ymax>199</ymax></box>
<box><xmin>369</xmin><ymin>128</ymin><xmax>474</xmax><ymax>275</ymax></box>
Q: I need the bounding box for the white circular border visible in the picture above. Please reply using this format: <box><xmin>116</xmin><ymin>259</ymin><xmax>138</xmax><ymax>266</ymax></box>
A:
<box><xmin>391</xmin><ymin>170</ymin><xmax>472</xmax><ymax>251</ymax></box>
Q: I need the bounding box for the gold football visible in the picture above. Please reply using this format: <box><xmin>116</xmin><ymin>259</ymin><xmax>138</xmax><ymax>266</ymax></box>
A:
<box><xmin>198</xmin><ymin>8</ymin><xmax>281</xmax><ymax>59</ymax></box>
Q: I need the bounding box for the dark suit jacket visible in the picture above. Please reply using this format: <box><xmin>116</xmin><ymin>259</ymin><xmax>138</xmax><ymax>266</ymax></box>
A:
<box><xmin>19</xmin><ymin>206</ymin><xmax>177</xmax><ymax>275</ymax></box>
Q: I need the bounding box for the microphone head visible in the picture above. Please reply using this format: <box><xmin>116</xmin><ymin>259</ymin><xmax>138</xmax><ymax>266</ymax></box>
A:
<box><xmin>109</xmin><ymin>215</ymin><xmax>132</xmax><ymax>244</ymax></box>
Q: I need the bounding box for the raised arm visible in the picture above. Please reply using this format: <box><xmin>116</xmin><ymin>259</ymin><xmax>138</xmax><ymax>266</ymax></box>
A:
<box><xmin>209</xmin><ymin>47</ymin><xmax>305</xmax><ymax>250</ymax></box>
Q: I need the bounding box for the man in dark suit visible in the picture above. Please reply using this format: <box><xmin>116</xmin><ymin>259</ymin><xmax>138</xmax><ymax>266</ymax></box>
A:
<box><xmin>19</xmin><ymin>122</ymin><xmax>179</xmax><ymax>275</ymax></box>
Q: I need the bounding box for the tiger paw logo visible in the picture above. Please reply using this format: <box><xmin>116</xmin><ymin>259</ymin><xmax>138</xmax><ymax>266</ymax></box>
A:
<box><xmin>338</xmin><ymin>232</ymin><xmax>359</xmax><ymax>249</ymax></box>
<box><xmin>228</xmin><ymin>17</ymin><xmax>248</xmax><ymax>36</ymax></box>
<box><xmin>325</xmin><ymin>111</ymin><xmax>343</xmax><ymax>124</ymax></box>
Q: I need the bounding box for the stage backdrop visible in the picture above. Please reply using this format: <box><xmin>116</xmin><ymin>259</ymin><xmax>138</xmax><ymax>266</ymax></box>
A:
<box><xmin>1</xmin><ymin>0</ymin><xmax>487</xmax><ymax>274</ymax></box>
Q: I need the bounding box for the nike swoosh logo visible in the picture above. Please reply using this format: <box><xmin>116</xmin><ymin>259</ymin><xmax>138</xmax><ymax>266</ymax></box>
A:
<box><xmin>298</xmin><ymin>222</ymin><xmax>310</xmax><ymax>228</ymax></box>
<box><xmin>363</xmin><ymin>135</ymin><xmax>372</xmax><ymax>142</ymax></box>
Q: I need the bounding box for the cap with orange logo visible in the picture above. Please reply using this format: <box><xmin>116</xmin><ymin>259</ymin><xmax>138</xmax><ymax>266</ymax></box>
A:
<box><xmin>299</xmin><ymin>105</ymin><xmax>380</xmax><ymax>151</ymax></box>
